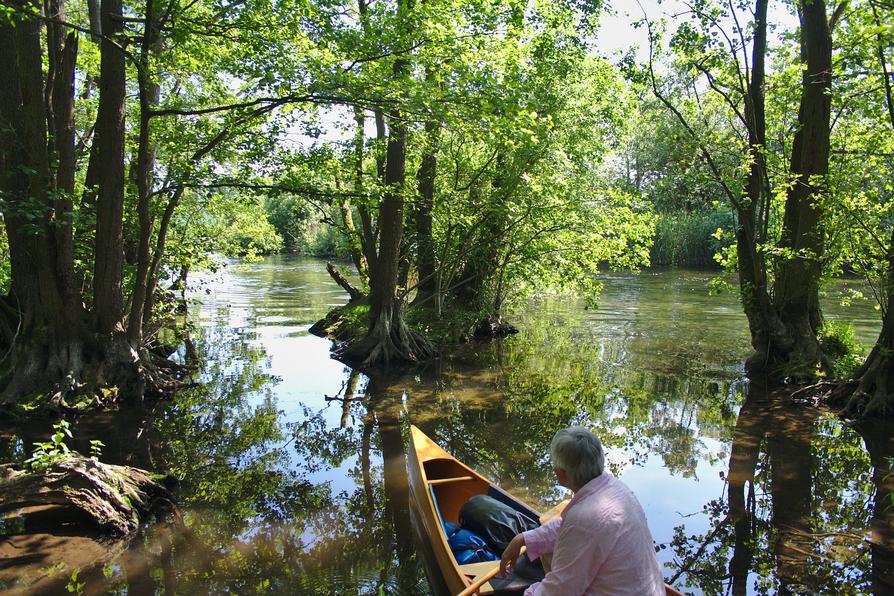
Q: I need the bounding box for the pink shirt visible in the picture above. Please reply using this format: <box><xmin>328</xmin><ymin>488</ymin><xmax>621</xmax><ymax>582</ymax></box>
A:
<box><xmin>521</xmin><ymin>472</ymin><xmax>665</xmax><ymax>596</ymax></box>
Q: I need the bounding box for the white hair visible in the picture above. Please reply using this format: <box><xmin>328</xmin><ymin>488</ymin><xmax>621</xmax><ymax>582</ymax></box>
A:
<box><xmin>549</xmin><ymin>426</ymin><xmax>605</xmax><ymax>488</ymax></box>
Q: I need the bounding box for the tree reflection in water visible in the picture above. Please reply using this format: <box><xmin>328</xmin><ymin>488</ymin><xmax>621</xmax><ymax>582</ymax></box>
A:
<box><xmin>32</xmin><ymin>328</ymin><xmax>429</xmax><ymax>594</ymax></box>
<box><xmin>666</xmin><ymin>377</ymin><xmax>894</xmax><ymax>595</ymax></box>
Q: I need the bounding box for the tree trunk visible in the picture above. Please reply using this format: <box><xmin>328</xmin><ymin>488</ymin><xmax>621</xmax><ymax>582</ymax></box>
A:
<box><xmin>326</xmin><ymin>262</ymin><xmax>365</xmax><ymax>302</ymax></box>
<box><xmin>46</xmin><ymin>0</ymin><xmax>78</xmax><ymax>322</ymax></box>
<box><xmin>412</xmin><ymin>118</ymin><xmax>439</xmax><ymax>306</ymax></box>
<box><xmin>0</xmin><ymin>3</ymin><xmax>89</xmax><ymax>402</ymax></box>
<box><xmin>339</xmin><ymin>198</ymin><xmax>369</xmax><ymax>280</ymax></box>
<box><xmin>91</xmin><ymin>0</ymin><xmax>127</xmax><ymax>335</ymax></box>
<box><xmin>143</xmin><ymin>187</ymin><xmax>184</xmax><ymax>326</ymax></box>
<box><xmin>736</xmin><ymin>0</ymin><xmax>788</xmax><ymax>372</ymax></box>
<box><xmin>767</xmin><ymin>0</ymin><xmax>832</xmax><ymax>375</ymax></box>
<box><xmin>128</xmin><ymin>0</ymin><xmax>162</xmax><ymax>345</ymax></box>
<box><xmin>343</xmin><ymin>113</ymin><xmax>432</xmax><ymax>365</ymax></box>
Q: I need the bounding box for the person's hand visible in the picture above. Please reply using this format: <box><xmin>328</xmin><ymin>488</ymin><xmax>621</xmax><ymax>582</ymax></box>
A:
<box><xmin>500</xmin><ymin>534</ymin><xmax>525</xmax><ymax>576</ymax></box>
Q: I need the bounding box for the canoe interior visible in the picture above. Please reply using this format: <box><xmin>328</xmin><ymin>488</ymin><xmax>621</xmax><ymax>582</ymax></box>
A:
<box><xmin>411</xmin><ymin>427</ymin><xmax>545</xmax><ymax>595</ymax></box>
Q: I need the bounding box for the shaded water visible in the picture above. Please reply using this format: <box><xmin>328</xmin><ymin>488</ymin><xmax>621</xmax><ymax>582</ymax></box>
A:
<box><xmin>1</xmin><ymin>256</ymin><xmax>891</xmax><ymax>594</ymax></box>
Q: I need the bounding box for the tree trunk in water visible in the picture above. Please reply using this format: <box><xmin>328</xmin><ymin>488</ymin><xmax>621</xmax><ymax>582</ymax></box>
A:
<box><xmin>767</xmin><ymin>0</ymin><xmax>832</xmax><ymax>376</ymax></box>
<box><xmin>342</xmin><ymin>10</ymin><xmax>433</xmax><ymax>365</ymax></box>
<box><xmin>343</xmin><ymin>114</ymin><xmax>432</xmax><ymax>365</ymax></box>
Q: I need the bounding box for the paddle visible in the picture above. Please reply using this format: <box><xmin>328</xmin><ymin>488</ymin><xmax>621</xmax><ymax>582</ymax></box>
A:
<box><xmin>456</xmin><ymin>546</ymin><xmax>526</xmax><ymax>596</ymax></box>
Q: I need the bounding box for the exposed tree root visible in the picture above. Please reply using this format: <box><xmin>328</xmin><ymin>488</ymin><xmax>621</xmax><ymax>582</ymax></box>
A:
<box><xmin>340</xmin><ymin>309</ymin><xmax>435</xmax><ymax>367</ymax></box>
<box><xmin>1</xmin><ymin>337</ymin><xmax>193</xmax><ymax>415</ymax></box>
<box><xmin>781</xmin><ymin>348</ymin><xmax>894</xmax><ymax>418</ymax></box>
<box><xmin>0</xmin><ymin>456</ymin><xmax>178</xmax><ymax>536</ymax></box>
<box><xmin>826</xmin><ymin>347</ymin><xmax>894</xmax><ymax>418</ymax></box>
<box><xmin>473</xmin><ymin>316</ymin><xmax>519</xmax><ymax>339</ymax></box>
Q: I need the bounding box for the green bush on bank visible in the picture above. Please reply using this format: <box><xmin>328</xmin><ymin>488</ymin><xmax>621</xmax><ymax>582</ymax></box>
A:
<box><xmin>818</xmin><ymin>320</ymin><xmax>866</xmax><ymax>379</ymax></box>
<box><xmin>649</xmin><ymin>210</ymin><xmax>735</xmax><ymax>268</ymax></box>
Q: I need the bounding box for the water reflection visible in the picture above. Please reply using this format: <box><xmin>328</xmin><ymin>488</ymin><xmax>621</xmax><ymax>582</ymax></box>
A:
<box><xmin>667</xmin><ymin>378</ymin><xmax>894</xmax><ymax>594</ymax></box>
<box><xmin>0</xmin><ymin>257</ymin><xmax>888</xmax><ymax>594</ymax></box>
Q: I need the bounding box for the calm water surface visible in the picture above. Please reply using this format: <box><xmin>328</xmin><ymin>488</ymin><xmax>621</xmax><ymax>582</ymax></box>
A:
<box><xmin>2</xmin><ymin>256</ymin><xmax>892</xmax><ymax>595</ymax></box>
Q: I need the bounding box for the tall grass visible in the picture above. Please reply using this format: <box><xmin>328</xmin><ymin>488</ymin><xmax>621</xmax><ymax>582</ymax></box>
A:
<box><xmin>650</xmin><ymin>210</ymin><xmax>735</xmax><ymax>267</ymax></box>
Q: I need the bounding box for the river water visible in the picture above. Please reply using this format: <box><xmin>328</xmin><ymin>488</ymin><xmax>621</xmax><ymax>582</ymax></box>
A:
<box><xmin>2</xmin><ymin>255</ymin><xmax>892</xmax><ymax>594</ymax></box>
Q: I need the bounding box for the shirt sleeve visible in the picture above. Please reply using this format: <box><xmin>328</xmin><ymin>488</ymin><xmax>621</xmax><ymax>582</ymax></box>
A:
<box><xmin>521</xmin><ymin>518</ymin><xmax>562</xmax><ymax>562</ymax></box>
<box><xmin>523</xmin><ymin>515</ymin><xmax>617</xmax><ymax>596</ymax></box>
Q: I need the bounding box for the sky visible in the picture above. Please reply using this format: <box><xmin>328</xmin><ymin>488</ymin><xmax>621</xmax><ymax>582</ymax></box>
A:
<box><xmin>595</xmin><ymin>0</ymin><xmax>801</xmax><ymax>61</ymax></box>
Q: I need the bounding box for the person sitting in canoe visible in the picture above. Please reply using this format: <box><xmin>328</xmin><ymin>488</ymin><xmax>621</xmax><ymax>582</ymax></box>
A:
<box><xmin>499</xmin><ymin>426</ymin><xmax>665</xmax><ymax>595</ymax></box>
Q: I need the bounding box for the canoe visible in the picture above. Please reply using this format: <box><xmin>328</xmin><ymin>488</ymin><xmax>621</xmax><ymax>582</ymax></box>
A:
<box><xmin>408</xmin><ymin>425</ymin><xmax>685</xmax><ymax>596</ymax></box>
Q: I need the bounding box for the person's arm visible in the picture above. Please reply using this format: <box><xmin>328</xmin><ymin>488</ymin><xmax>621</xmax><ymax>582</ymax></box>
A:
<box><xmin>521</xmin><ymin>518</ymin><xmax>561</xmax><ymax>561</ymax></box>
<box><xmin>500</xmin><ymin>518</ymin><xmax>561</xmax><ymax>575</ymax></box>
<box><xmin>523</xmin><ymin>517</ymin><xmax>617</xmax><ymax>596</ymax></box>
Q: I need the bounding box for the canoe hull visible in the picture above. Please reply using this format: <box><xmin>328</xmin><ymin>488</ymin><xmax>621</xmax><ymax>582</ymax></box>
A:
<box><xmin>408</xmin><ymin>426</ymin><xmax>496</xmax><ymax>594</ymax></box>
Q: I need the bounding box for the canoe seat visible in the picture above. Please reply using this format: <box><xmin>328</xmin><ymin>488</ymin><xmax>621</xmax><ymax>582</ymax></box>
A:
<box><xmin>424</xmin><ymin>458</ymin><xmax>474</xmax><ymax>480</ymax></box>
<box><xmin>428</xmin><ymin>475</ymin><xmax>475</xmax><ymax>485</ymax></box>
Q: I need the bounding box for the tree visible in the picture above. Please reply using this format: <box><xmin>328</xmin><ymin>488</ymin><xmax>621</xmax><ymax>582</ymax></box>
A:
<box><xmin>0</xmin><ymin>0</ymin><xmax>398</xmax><ymax>405</ymax></box>
<box><xmin>643</xmin><ymin>0</ymin><xmax>834</xmax><ymax>379</ymax></box>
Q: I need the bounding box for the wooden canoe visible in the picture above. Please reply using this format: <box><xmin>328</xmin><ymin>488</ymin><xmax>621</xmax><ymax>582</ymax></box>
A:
<box><xmin>407</xmin><ymin>425</ymin><xmax>685</xmax><ymax>596</ymax></box>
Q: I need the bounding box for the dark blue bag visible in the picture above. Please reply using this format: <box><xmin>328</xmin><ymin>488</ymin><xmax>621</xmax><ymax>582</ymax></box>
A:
<box><xmin>443</xmin><ymin>521</ymin><xmax>461</xmax><ymax>538</ymax></box>
<box><xmin>454</xmin><ymin>547</ymin><xmax>499</xmax><ymax>564</ymax></box>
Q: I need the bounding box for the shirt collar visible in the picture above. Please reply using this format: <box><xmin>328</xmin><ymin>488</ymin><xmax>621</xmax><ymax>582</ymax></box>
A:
<box><xmin>561</xmin><ymin>471</ymin><xmax>613</xmax><ymax>518</ymax></box>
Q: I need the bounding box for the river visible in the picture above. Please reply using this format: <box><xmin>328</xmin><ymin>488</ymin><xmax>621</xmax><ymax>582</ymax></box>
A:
<box><xmin>1</xmin><ymin>255</ymin><xmax>891</xmax><ymax>594</ymax></box>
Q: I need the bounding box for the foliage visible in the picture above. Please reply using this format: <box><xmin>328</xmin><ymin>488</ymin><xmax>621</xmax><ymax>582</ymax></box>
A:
<box><xmin>818</xmin><ymin>321</ymin><xmax>867</xmax><ymax>379</ymax></box>
<box><xmin>25</xmin><ymin>420</ymin><xmax>73</xmax><ymax>471</ymax></box>
<box><xmin>650</xmin><ymin>209</ymin><xmax>734</xmax><ymax>267</ymax></box>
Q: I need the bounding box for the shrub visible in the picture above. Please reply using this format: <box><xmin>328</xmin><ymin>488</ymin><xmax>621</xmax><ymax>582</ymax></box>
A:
<box><xmin>818</xmin><ymin>320</ymin><xmax>867</xmax><ymax>379</ymax></box>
